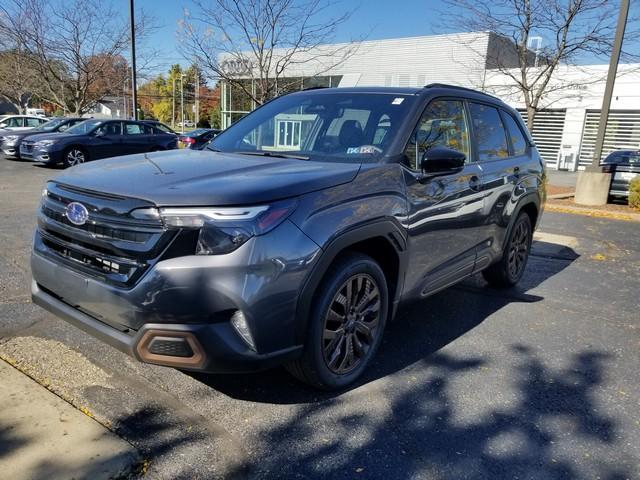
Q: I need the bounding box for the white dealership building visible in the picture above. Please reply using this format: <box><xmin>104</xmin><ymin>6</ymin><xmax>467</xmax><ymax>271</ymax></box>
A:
<box><xmin>220</xmin><ymin>32</ymin><xmax>640</xmax><ymax>170</ymax></box>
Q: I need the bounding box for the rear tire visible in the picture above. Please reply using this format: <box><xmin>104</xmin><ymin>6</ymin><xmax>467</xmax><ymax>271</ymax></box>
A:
<box><xmin>482</xmin><ymin>212</ymin><xmax>532</xmax><ymax>288</ymax></box>
<box><xmin>62</xmin><ymin>147</ymin><xmax>87</xmax><ymax>168</ymax></box>
<box><xmin>286</xmin><ymin>252</ymin><xmax>388</xmax><ymax>390</ymax></box>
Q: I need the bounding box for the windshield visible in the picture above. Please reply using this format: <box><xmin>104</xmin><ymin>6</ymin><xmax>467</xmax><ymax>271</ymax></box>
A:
<box><xmin>37</xmin><ymin>118</ymin><xmax>67</xmax><ymax>131</ymax></box>
<box><xmin>209</xmin><ymin>91</ymin><xmax>416</xmax><ymax>161</ymax></box>
<box><xmin>66</xmin><ymin>119</ymin><xmax>102</xmax><ymax>135</ymax></box>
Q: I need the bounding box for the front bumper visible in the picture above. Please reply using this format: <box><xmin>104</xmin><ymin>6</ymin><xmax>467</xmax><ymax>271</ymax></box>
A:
<box><xmin>31</xmin><ymin>220</ymin><xmax>320</xmax><ymax>372</ymax></box>
<box><xmin>2</xmin><ymin>145</ymin><xmax>17</xmax><ymax>156</ymax></box>
<box><xmin>20</xmin><ymin>145</ymin><xmax>60</xmax><ymax>163</ymax></box>
<box><xmin>32</xmin><ymin>280</ymin><xmax>302</xmax><ymax>372</ymax></box>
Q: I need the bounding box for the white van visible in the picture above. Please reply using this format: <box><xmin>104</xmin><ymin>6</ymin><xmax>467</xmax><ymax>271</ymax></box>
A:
<box><xmin>26</xmin><ymin>108</ymin><xmax>46</xmax><ymax>117</ymax></box>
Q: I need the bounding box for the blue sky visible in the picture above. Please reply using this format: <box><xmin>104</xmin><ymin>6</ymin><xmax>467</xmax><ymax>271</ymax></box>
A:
<box><xmin>138</xmin><ymin>0</ymin><xmax>637</xmax><ymax>75</ymax></box>
<box><xmin>137</xmin><ymin>0</ymin><xmax>465</xmax><ymax>72</ymax></box>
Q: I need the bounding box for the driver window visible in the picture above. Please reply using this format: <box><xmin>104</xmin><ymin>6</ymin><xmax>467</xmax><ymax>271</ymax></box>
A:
<box><xmin>96</xmin><ymin>122</ymin><xmax>122</xmax><ymax>136</ymax></box>
<box><xmin>404</xmin><ymin>99</ymin><xmax>470</xmax><ymax>170</ymax></box>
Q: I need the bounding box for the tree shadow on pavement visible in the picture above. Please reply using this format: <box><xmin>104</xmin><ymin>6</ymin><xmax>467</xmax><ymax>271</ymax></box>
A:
<box><xmin>248</xmin><ymin>347</ymin><xmax>627</xmax><ymax>479</ymax></box>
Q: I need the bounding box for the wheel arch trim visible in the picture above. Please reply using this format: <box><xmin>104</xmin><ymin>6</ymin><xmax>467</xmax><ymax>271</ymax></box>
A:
<box><xmin>294</xmin><ymin>218</ymin><xmax>408</xmax><ymax>344</ymax></box>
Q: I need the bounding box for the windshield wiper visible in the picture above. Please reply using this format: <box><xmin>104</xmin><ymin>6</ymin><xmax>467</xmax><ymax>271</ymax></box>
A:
<box><xmin>232</xmin><ymin>151</ymin><xmax>309</xmax><ymax>160</ymax></box>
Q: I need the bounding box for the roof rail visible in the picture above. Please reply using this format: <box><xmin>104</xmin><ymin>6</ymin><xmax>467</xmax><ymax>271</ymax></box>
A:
<box><xmin>302</xmin><ymin>86</ymin><xmax>328</xmax><ymax>91</ymax></box>
<box><xmin>423</xmin><ymin>83</ymin><xmax>501</xmax><ymax>100</ymax></box>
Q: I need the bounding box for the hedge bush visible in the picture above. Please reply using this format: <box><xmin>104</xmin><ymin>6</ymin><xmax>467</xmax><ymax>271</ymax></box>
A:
<box><xmin>629</xmin><ymin>176</ymin><xmax>640</xmax><ymax>211</ymax></box>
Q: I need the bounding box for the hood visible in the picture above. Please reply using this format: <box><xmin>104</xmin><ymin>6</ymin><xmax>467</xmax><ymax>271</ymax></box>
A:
<box><xmin>4</xmin><ymin>128</ymin><xmax>52</xmax><ymax>139</ymax></box>
<box><xmin>27</xmin><ymin>132</ymin><xmax>74</xmax><ymax>142</ymax></box>
<box><xmin>52</xmin><ymin>149</ymin><xmax>361</xmax><ymax>206</ymax></box>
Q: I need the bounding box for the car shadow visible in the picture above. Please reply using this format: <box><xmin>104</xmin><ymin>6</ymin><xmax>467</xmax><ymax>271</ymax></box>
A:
<box><xmin>188</xmin><ymin>239</ymin><xmax>579</xmax><ymax>405</ymax></box>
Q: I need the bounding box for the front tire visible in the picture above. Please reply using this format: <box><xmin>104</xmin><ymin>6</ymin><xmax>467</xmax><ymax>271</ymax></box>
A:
<box><xmin>482</xmin><ymin>212</ymin><xmax>532</xmax><ymax>288</ymax></box>
<box><xmin>287</xmin><ymin>252</ymin><xmax>388</xmax><ymax>390</ymax></box>
<box><xmin>62</xmin><ymin>147</ymin><xmax>87</xmax><ymax>168</ymax></box>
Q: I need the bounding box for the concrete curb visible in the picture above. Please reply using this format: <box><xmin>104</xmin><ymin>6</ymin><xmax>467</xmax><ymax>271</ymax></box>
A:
<box><xmin>548</xmin><ymin>192</ymin><xmax>575</xmax><ymax>199</ymax></box>
<box><xmin>545</xmin><ymin>202</ymin><xmax>640</xmax><ymax>222</ymax></box>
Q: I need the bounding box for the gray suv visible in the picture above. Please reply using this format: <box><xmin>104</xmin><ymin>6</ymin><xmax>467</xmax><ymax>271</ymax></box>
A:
<box><xmin>31</xmin><ymin>85</ymin><xmax>545</xmax><ymax>389</ymax></box>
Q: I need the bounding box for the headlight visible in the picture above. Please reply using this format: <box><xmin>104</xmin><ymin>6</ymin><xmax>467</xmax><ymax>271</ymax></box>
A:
<box><xmin>34</xmin><ymin>139</ymin><xmax>58</xmax><ymax>148</ymax></box>
<box><xmin>131</xmin><ymin>199</ymin><xmax>297</xmax><ymax>255</ymax></box>
<box><xmin>3</xmin><ymin>135</ymin><xmax>19</xmax><ymax>145</ymax></box>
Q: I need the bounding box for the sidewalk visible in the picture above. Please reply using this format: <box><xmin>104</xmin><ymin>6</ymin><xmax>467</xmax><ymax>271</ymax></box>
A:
<box><xmin>0</xmin><ymin>359</ymin><xmax>140</xmax><ymax>480</ymax></box>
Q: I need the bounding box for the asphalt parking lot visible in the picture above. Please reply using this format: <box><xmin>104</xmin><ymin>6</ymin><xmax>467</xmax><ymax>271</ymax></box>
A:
<box><xmin>1</xmin><ymin>157</ymin><xmax>639</xmax><ymax>480</ymax></box>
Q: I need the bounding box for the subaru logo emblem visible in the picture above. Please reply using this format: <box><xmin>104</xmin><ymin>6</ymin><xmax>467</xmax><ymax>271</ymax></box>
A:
<box><xmin>66</xmin><ymin>202</ymin><xmax>89</xmax><ymax>226</ymax></box>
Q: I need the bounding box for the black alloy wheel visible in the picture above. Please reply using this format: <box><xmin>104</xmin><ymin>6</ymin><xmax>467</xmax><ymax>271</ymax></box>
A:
<box><xmin>286</xmin><ymin>252</ymin><xmax>388</xmax><ymax>390</ymax></box>
<box><xmin>482</xmin><ymin>212</ymin><xmax>532</xmax><ymax>287</ymax></box>
<box><xmin>322</xmin><ymin>273</ymin><xmax>382</xmax><ymax>374</ymax></box>
<box><xmin>507</xmin><ymin>218</ymin><xmax>530</xmax><ymax>279</ymax></box>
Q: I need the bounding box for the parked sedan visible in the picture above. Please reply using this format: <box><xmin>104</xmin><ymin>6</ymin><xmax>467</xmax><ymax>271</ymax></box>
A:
<box><xmin>601</xmin><ymin>150</ymin><xmax>640</xmax><ymax>198</ymax></box>
<box><xmin>20</xmin><ymin>119</ymin><xmax>179</xmax><ymax>167</ymax></box>
<box><xmin>178</xmin><ymin>128</ymin><xmax>221</xmax><ymax>149</ymax></box>
<box><xmin>1</xmin><ymin>117</ymin><xmax>85</xmax><ymax>158</ymax></box>
<box><xmin>0</xmin><ymin>115</ymin><xmax>48</xmax><ymax>132</ymax></box>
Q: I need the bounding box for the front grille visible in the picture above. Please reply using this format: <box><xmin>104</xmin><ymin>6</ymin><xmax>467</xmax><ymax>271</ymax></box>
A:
<box><xmin>36</xmin><ymin>182</ymin><xmax>175</xmax><ymax>286</ymax></box>
<box><xmin>21</xmin><ymin>141</ymin><xmax>33</xmax><ymax>152</ymax></box>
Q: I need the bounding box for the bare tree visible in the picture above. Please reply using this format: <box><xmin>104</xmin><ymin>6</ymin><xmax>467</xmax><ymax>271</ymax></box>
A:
<box><xmin>442</xmin><ymin>0</ymin><xmax>640</xmax><ymax>126</ymax></box>
<box><xmin>0</xmin><ymin>0</ymin><xmax>155</xmax><ymax>115</ymax></box>
<box><xmin>0</xmin><ymin>47</ymin><xmax>41</xmax><ymax>113</ymax></box>
<box><xmin>179</xmin><ymin>0</ymin><xmax>359</xmax><ymax>106</ymax></box>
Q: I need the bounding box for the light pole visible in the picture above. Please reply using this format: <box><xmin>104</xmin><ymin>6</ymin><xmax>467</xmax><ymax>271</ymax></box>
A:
<box><xmin>180</xmin><ymin>73</ymin><xmax>186</xmax><ymax>134</ymax></box>
<box><xmin>129</xmin><ymin>0</ymin><xmax>138</xmax><ymax>120</ymax></box>
<box><xmin>575</xmin><ymin>0</ymin><xmax>630</xmax><ymax>205</ymax></box>
<box><xmin>195</xmin><ymin>73</ymin><xmax>199</xmax><ymax>127</ymax></box>
<box><xmin>172</xmin><ymin>76</ymin><xmax>176</xmax><ymax>128</ymax></box>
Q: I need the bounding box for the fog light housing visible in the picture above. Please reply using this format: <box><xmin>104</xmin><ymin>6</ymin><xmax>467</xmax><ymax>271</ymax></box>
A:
<box><xmin>230</xmin><ymin>310</ymin><xmax>256</xmax><ymax>351</ymax></box>
<box><xmin>136</xmin><ymin>330</ymin><xmax>205</xmax><ymax>368</ymax></box>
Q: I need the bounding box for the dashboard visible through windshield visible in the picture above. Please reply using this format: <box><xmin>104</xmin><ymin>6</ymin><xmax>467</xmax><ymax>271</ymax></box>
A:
<box><xmin>209</xmin><ymin>92</ymin><xmax>416</xmax><ymax>162</ymax></box>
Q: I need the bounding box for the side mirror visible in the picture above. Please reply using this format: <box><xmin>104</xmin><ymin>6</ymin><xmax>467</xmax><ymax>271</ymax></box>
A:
<box><xmin>420</xmin><ymin>146</ymin><xmax>466</xmax><ymax>177</ymax></box>
<box><xmin>94</xmin><ymin>130</ymin><xmax>105</xmax><ymax>138</ymax></box>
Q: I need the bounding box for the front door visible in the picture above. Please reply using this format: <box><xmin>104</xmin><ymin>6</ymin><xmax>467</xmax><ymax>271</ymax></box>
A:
<box><xmin>93</xmin><ymin>121</ymin><xmax>124</xmax><ymax>159</ymax></box>
<box><xmin>402</xmin><ymin>98</ymin><xmax>486</xmax><ymax>298</ymax></box>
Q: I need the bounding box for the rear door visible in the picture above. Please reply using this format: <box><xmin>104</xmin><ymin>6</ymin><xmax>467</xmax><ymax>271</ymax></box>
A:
<box><xmin>122</xmin><ymin>122</ymin><xmax>153</xmax><ymax>153</ymax></box>
<box><xmin>403</xmin><ymin>98</ymin><xmax>486</xmax><ymax>298</ymax></box>
<box><xmin>468</xmin><ymin>102</ymin><xmax>536</xmax><ymax>268</ymax></box>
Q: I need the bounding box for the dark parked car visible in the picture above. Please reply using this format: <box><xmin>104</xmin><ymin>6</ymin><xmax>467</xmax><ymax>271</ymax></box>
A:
<box><xmin>31</xmin><ymin>85</ymin><xmax>545</xmax><ymax>389</ymax></box>
<box><xmin>21</xmin><ymin>119</ymin><xmax>179</xmax><ymax>167</ymax></box>
<box><xmin>601</xmin><ymin>150</ymin><xmax>640</xmax><ymax>198</ymax></box>
<box><xmin>0</xmin><ymin>117</ymin><xmax>85</xmax><ymax>158</ymax></box>
<box><xmin>178</xmin><ymin>128</ymin><xmax>221</xmax><ymax>149</ymax></box>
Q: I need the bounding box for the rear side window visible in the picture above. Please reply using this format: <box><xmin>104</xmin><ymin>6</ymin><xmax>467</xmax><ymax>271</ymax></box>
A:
<box><xmin>501</xmin><ymin>112</ymin><xmax>528</xmax><ymax>156</ymax></box>
<box><xmin>468</xmin><ymin>103</ymin><xmax>509</xmax><ymax>162</ymax></box>
<box><xmin>125</xmin><ymin>123</ymin><xmax>144</xmax><ymax>135</ymax></box>
<box><xmin>26</xmin><ymin>118</ymin><xmax>42</xmax><ymax>127</ymax></box>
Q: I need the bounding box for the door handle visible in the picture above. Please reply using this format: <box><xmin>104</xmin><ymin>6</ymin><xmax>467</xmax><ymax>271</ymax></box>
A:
<box><xmin>469</xmin><ymin>174</ymin><xmax>481</xmax><ymax>191</ymax></box>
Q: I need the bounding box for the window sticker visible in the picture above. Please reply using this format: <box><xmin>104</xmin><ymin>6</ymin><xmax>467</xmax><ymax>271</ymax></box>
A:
<box><xmin>346</xmin><ymin>146</ymin><xmax>381</xmax><ymax>155</ymax></box>
<box><xmin>392</xmin><ymin>97</ymin><xmax>405</xmax><ymax>105</ymax></box>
